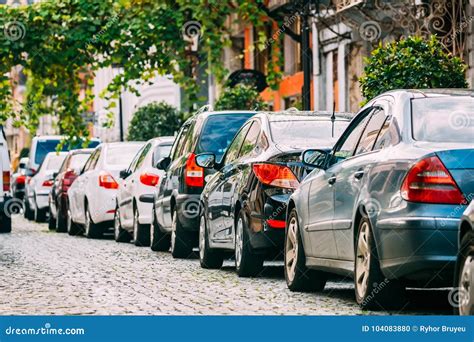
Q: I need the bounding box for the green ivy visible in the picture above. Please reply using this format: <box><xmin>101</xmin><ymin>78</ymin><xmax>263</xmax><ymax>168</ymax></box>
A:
<box><xmin>360</xmin><ymin>35</ymin><xmax>468</xmax><ymax>101</ymax></box>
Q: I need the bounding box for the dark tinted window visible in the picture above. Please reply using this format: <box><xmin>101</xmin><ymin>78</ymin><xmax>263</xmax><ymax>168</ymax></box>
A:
<box><xmin>196</xmin><ymin>113</ymin><xmax>254</xmax><ymax>162</ymax></box>
<box><xmin>334</xmin><ymin>109</ymin><xmax>373</xmax><ymax>161</ymax></box>
<box><xmin>224</xmin><ymin>123</ymin><xmax>252</xmax><ymax>165</ymax></box>
<box><xmin>239</xmin><ymin>121</ymin><xmax>261</xmax><ymax>157</ymax></box>
<box><xmin>153</xmin><ymin>144</ymin><xmax>172</xmax><ymax>166</ymax></box>
<box><xmin>373</xmin><ymin>117</ymin><xmax>400</xmax><ymax>150</ymax></box>
<box><xmin>171</xmin><ymin>124</ymin><xmax>191</xmax><ymax>161</ymax></box>
<box><xmin>412</xmin><ymin>97</ymin><xmax>474</xmax><ymax>143</ymax></box>
<box><xmin>34</xmin><ymin>139</ymin><xmax>100</xmax><ymax>165</ymax></box>
<box><xmin>355</xmin><ymin>109</ymin><xmax>387</xmax><ymax>155</ymax></box>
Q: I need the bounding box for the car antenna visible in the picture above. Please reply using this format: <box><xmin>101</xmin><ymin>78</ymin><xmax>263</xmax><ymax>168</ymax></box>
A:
<box><xmin>331</xmin><ymin>102</ymin><xmax>336</xmax><ymax>138</ymax></box>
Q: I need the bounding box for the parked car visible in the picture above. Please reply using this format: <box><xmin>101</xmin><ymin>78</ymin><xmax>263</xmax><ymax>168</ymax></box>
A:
<box><xmin>11</xmin><ymin>157</ymin><xmax>28</xmax><ymax>200</ymax></box>
<box><xmin>284</xmin><ymin>89</ymin><xmax>474</xmax><ymax>310</ymax></box>
<box><xmin>25</xmin><ymin>152</ymin><xmax>68</xmax><ymax>222</ymax></box>
<box><xmin>114</xmin><ymin>136</ymin><xmax>174</xmax><ymax>246</ymax></box>
<box><xmin>151</xmin><ymin>110</ymin><xmax>256</xmax><ymax>257</ymax></box>
<box><xmin>455</xmin><ymin>201</ymin><xmax>474</xmax><ymax>315</ymax></box>
<box><xmin>0</xmin><ymin>126</ymin><xmax>12</xmax><ymax>233</ymax></box>
<box><xmin>24</xmin><ymin>136</ymin><xmax>100</xmax><ymax>218</ymax></box>
<box><xmin>68</xmin><ymin>142</ymin><xmax>144</xmax><ymax>238</ymax></box>
<box><xmin>196</xmin><ymin>112</ymin><xmax>352</xmax><ymax>276</ymax></box>
<box><xmin>48</xmin><ymin>149</ymin><xmax>94</xmax><ymax>232</ymax></box>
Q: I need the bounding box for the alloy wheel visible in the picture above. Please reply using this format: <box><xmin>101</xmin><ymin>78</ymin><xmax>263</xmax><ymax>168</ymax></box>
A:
<box><xmin>285</xmin><ymin>216</ymin><xmax>298</xmax><ymax>283</ymax></box>
<box><xmin>235</xmin><ymin>217</ymin><xmax>243</xmax><ymax>268</ymax></box>
<box><xmin>355</xmin><ymin>221</ymin><xmax>371</xmax><ymax>299</ymax></box>
<box><xmin>459</xmin><ymin>255</ymin><xmax>473</xmax><ymax>315</ymax></box>
<box><xmin>199</xmin><ymin>216</ymin><xmax>206</xmax><ymax>262</ymax></box>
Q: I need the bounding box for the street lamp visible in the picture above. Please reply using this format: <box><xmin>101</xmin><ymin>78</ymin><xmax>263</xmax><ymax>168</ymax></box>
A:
<box><xmin>111</xmin><ymin>64</ymin><xmax>124</xmax><ymax>142</ymax></box>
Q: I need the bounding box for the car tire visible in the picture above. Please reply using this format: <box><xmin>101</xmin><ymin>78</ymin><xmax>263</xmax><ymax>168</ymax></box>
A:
<box><xmin>235</xmin><ymin>210</ymin><xmax>264</xmax><ymax>277</ymax></box>
<box><xmin>170</xmin><ymin>211</ymin><xmax>193</xmax><ymax>259</ymax></box>
<box><xmin>0</xmin><ymin>212</ymin><xmax>12</xmax><ymax>233</ymax></box>
<box><xmin>133</xmin><ymin>208</ymin><xmax>150</xmax><ymax>247</ymax></box>
<box><xmin>114</xmin><ymin>206</ymin><xmax>131</xmax><ymax>243</ymax></box>
<box><xmin>56</xmin><ymin>202</ymin><xmax>67</xmax><ymax>233</ymax></box>
<box><xmin>34</xmin><ymin>202</ymin><xmax>47</xmax><ymax>223</ymax></box>
<box><xmin>455</xmin><ymin>230</ymin><xmax>474</xmax><ymax>315</ymax></box>
<box><xmin>84</xmin><ymin>204</ymin><xmax>102</xmax><ymax>239</ymax></box>
<box><xmin>284</xmin><ymin>208</ymin><xmax>327</xmax><ymax>292</ymax></box>
<box><xmin>199</xmin><ymin>214</ymin><xmax>224</xmax><ymax>269</ymax></box>
<box><xmin>67</xmin><ymin>209</ymin><xmax>82</xmax><ymax>236</ymax></box>
<box><xmin>150</xmin><ymin>205</ymin><xmax>170</xmax><ymax>251</ymax></box>
<box><xmin>354</xmin><ymin>216</ymin><xmax>405</xmax><ymax>310</ymax></box>
<box><xmin>24</xmin><ymin>199</ymin><xmax>34</xmax><ymax>220</ymax></box>
<box><xmin>48</xmin><ymin>205</ymin><xmax>56</xmax><ymax>230</ymax></box>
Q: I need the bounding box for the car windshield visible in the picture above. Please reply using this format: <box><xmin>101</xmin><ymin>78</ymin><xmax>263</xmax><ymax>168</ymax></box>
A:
<box><xmin>196</xmin><ymin>113</ymin><xmax>254</xmax><ymax>162</ymax></box>
<box><xmin>270</xmin><ymin>119</ymin><xmax>349</xmax><ymax>147</ymax></box>
<box><xmin>153</xmin><ymin>144</ymin><xmax>172</xmax><ymax>164</ymax></box>
<box><xmin>44</xmin><ymin>154</ymin><xmax>67</xmax><ymax>171</ymax></box>
<box><xmin>106</xmin><ymin>144</ymin><xmax>143</xmax><ymax>167</ymax></box>
<box><xmin>412</xmin><ymin>97</ymin><xmax>474</xmax><ymax>143</ymax></box>
<box><xmin>34</xmin><ymin>139</ymin><xmax>100</xmax><ymax>165</ymax></box>
<box><xmin>69</xmin><ymin>153</ymin><xmax>91</xmax><ymax>170</ymax></box>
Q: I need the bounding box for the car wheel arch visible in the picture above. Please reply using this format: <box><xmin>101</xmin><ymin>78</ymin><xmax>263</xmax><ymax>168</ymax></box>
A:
<box><xmin>459</xmin><ymin>221</ymin><xmax>473</xmax><ymax>245</ymax></box>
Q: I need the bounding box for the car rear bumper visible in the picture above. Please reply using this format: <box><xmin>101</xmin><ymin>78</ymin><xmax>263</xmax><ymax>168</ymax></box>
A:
<box><xmin>176</xmin><ymin>194</ymin><xmax>201</xmax><ymax>232</ymax></box>
<box><xmin>35</xmin><ymin>193</ymin><xmax>50</xmax><ymax>210</ymax></box>
<box><xmin>376</xmin><ymin>216</ymin><xmax>459</xmax><ymax>284</ymax></box>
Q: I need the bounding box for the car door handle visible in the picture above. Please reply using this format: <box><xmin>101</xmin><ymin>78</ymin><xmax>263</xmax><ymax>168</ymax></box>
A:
<box><xmin>354</xmin><ymin>170</ymin><xmax>365</xmax><ymax>180</ymax></box>
<box><xmin>328</xmin><ymin>176</ymin><xmax>336</xmax><ymax>185</ymax></box>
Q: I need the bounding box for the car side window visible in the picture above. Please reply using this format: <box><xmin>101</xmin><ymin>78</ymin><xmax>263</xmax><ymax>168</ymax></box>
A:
<box><xmin>127</xmin><ymin>145</ymin><xmax>144</xmax><ymax>173</ymax></box>
<box><xmin>180</xmin><ymin>121</ymin><xmax>197</xmax><ymax>157</ymax></box>
<box><xmin>354</xmin><ymin>108</ymin><xmax>388</xmax><ymax>155</ymax></box>
<box><xmin>170</xmin><ymin>124</ymin><xmax>189</xmax><ymax>161</ymax></box>
<box><xmin>134</xmin><ymin>143</ymin><xmax>151</xmax><ymax>171</ymax></box>
<box><xmin>239</xmin><ymin>121</ymin><xmax>261</xmax><ymax>158</ymax></box>
<box><xmin>83</xmin><ymin>149</ymin><xmax>98</xmax><ymax>172</ymax></box>
<box><xmin>333</xmin><ymin>108</ymin><xmax>374</xmax><ymax>162</ymax></box>
<box><xmin>373</xmin><ymin>116</ymin><xmax>401</xmax><ymax>150</ymax></box>
<box><xmin>89</xmin><ymin>148</ymin><xmax>101</xmax><ymax>170</ymax></box>
<box><xmin>223</xmin><ymin>122</ymin><xmax>252</xmax><ymax>165</ymax></box>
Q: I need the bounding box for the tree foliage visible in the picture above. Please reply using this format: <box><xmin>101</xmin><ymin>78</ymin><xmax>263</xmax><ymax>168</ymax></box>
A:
<box><xmin>215</xmin><ymin>84</ymin><xmax>267</xmax><ymax>111</ymax></box>
<box><xmin>360</xmin><ymin>36</ymin><xmax>468</xmax><ymax>100</ymax></box>
<box><xmin>0</xmin><ymin>0</ymin><xmax>281</xmax><ymax>141</ymax></box>
<box><xmin>127</xmin><ymin>101</ymin><xmax>183</xmax><ymax>141</ymax></box>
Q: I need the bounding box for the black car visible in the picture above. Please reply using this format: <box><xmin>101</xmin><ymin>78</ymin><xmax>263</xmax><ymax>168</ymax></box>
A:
<box><xmin>150</xmin><ymin>110</ymin><xmax>256</xmax><ymax>258</ymax></box>
<box><xmin>195</xmin><ymin>112</ymin><xmax>352</xmax><ymax>277</ymax></box>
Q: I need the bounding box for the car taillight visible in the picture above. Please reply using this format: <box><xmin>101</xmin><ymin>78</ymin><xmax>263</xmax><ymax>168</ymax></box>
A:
<box><xmin>3</xmin><ymin>171</ymin><xmax>10</xmax><ymax>191</ymax></box>
<box><xmin>140</xmin><ymin>172</ymin><xmax>159</xmax><ymax>186</ymax></box>
<box><xmin>252</xmin><ymin>163</ymin><xmax>299</xmax><ymax>189</ymax></box>
<box><xmin>401</xmin><ymin>155</ymin><xmax>466</xmax><ymax>205</ymax></box>
<box><xmin>99</xmin><ymin>171</ymin><xmax>119</xmax><ymax>189</ymax></box>
<box><xmin>42</xmin><ymin>179</ymin><xmax>53</xmax><ymax>187</ymax></box>
<box><xmin>17</xmin><ymin>174</ymin><xmax>26</xmax><ymax>185</ymax></box>
<box><xmin>185</xmin><ymin>153</ymin><xmax>204</xmax><ymax>187</ymax></box>
<box><xmin>62</xmin><ymin>170</ymin><xmax>77</xmax><ymax>190</ymax></box>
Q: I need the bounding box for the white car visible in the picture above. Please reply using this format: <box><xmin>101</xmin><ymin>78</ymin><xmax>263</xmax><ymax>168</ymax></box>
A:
<box><xmin>0</xmin><ymin>126</ymin><xmax>12</xmax><ymax>233</ymax></box>
<box><xmin>68</xmin><ymin>142</ymin><xmax>145</xmax><ymax>239</ymax></box>
<box><xmin>25</xmin><ymin>152</ymin><xmax>67</xmax><ymax>222</ymax></box>
<box><xmin>114</xmin><ymin>136</ymin><xmax>174</xmax><ymax>246</ymax></box>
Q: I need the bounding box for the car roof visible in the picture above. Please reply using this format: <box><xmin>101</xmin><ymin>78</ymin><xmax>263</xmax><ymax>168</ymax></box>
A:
<box><xmin>380</xmin><ymin>88</ymin><xmax>474</xmax><ymax>99</ymax></box>
<box><xmin>98</xmin><ymin>141</ymin><xmax>145</xmax><ymax>148</ymax></box>
<box><xmin>192</xmin><ymin>110</ymin><xmax>257</xmax><ymax>120</ymax></box>
<box><xmin>257</xmin><ymin>111</ymin><xmax>353</xmax><ymax>122</ymax></box>
<box><xmin>68</xmin><ymin>148</ymin><xmax>94</xmax><ymax>155</ymax></box>
<box><xmin>147</xmin><ymin>136</ymin><xmax>175</xmax><ymax>144</ymax></box>
<box><xmin>33</xmin><ymin>135</ymin><xmax>101</xmax><ymax>141</ymax></box>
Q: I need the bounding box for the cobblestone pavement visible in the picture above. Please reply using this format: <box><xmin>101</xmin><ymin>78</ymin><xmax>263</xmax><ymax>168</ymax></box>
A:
<box><xmin>0</xmin><ymin>217</ymin><xmax>452</xmax><ymax>315</ymax></box>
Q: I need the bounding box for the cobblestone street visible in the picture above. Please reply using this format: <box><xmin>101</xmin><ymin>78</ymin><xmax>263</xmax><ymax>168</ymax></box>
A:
<box><xmin>0</xmin><ymin>217</ymin><xmax>453</xmax><ymax>315</ymax></box>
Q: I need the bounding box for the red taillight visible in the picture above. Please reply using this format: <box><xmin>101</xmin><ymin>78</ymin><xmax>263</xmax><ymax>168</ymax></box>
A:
<box><xmin>140</xmin><ymin>172</ymin><xmax>160</xmax><ymax>186</ymax></box>
<box><xmin>401</xmin><ymin>156</ymin><xmax>466</xmax><ymax>205</ymax></box>
<box><xmin>185</xmin><ymin>153</ymin><xmax>204</xmax><ymax>187</ymax></box>
<box><xmin>3</xmin><ymin>171</ymin><xmax>10</xmax><ymax>191</ymax></box>
<box><xmin>252</xmin><ymin>163</ymin><xmax>299</xmax><ymax>189</ymax></box>
<box><xmin>266</xmin><ymin>219</ymin><xmax>286</xmax><ymax>229</ymax></box>
<box><xmin>99</xmin><ymin>171</ymin><xmax>119</xmax><ymax>189</ymax></box>
<box><xmin>62</xmin><ymin>170</ymin><xmax>77</xmax><ymax>191</ymax></box>
<box><xmin>42</xmin><ymin>179</ymin><xmax>53</xmax><ymax>187</ymax></box>
<box><xmin>16</xmin><ymin>174</ymin><xmax>26</xmax><ymax>185</ymax></box>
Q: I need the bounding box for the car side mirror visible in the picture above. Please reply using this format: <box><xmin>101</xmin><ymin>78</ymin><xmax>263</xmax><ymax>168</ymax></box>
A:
<box><xmin>195</xmin><ymin>153</ymin><xmax>216</xmax><ymax>169</ymax></box>
<box><xmin>26</xmin><ymin>168</ymin><xmax>36</xmax><ymax>177</ymax></box>
<box><xmin>119</xmin><ymin>169</ymin><xmax>130</xmax><ymax>179</ymax></box>
<box><xmin>155</xmin><ymin>156</ymin><xmax>171</xmax><ymax>170</ymax></box>
<box><xmin>302</xmin><ymin>149</ymin><xmax>330</xmax><ymax>169</ymax></box>
<box><xmin>52</xmin><ymin>172</ymin><xmax>58</xmax><ymax>179</ymax></box>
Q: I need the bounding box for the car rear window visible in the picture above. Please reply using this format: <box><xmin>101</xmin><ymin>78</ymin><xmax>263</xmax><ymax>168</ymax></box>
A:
<box><xmin>34</xmin><ymin>139</ymin><xmax>100</xmax><ymax>165</ymax></box>
<box><xmin>412</xmin><ymin>97</ymin><xmax>474</xmax><ymax>143</ymax></box>
<box><xmin>196</xmin><ymin>113</ymin><xmax>254</xmax><ymax>162</ymax></box>
<box><xmin>69</xmin><ymin>153</ymin><xmax>91</xmax><ymax>170</ymax></box>
<box><xmin>45</xmin><ymin>154</ymin><xmax>67</xmax><ymax>171</ymax></box>
<box><xmin>106</xmin><ymin>144</ymin><xmax>143</xmax><ymax>167</ymax></box>
<box><xmin>270</xmin><ymin>119</ymin><xmax>349</xmax><ymax>146</ymax></box>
